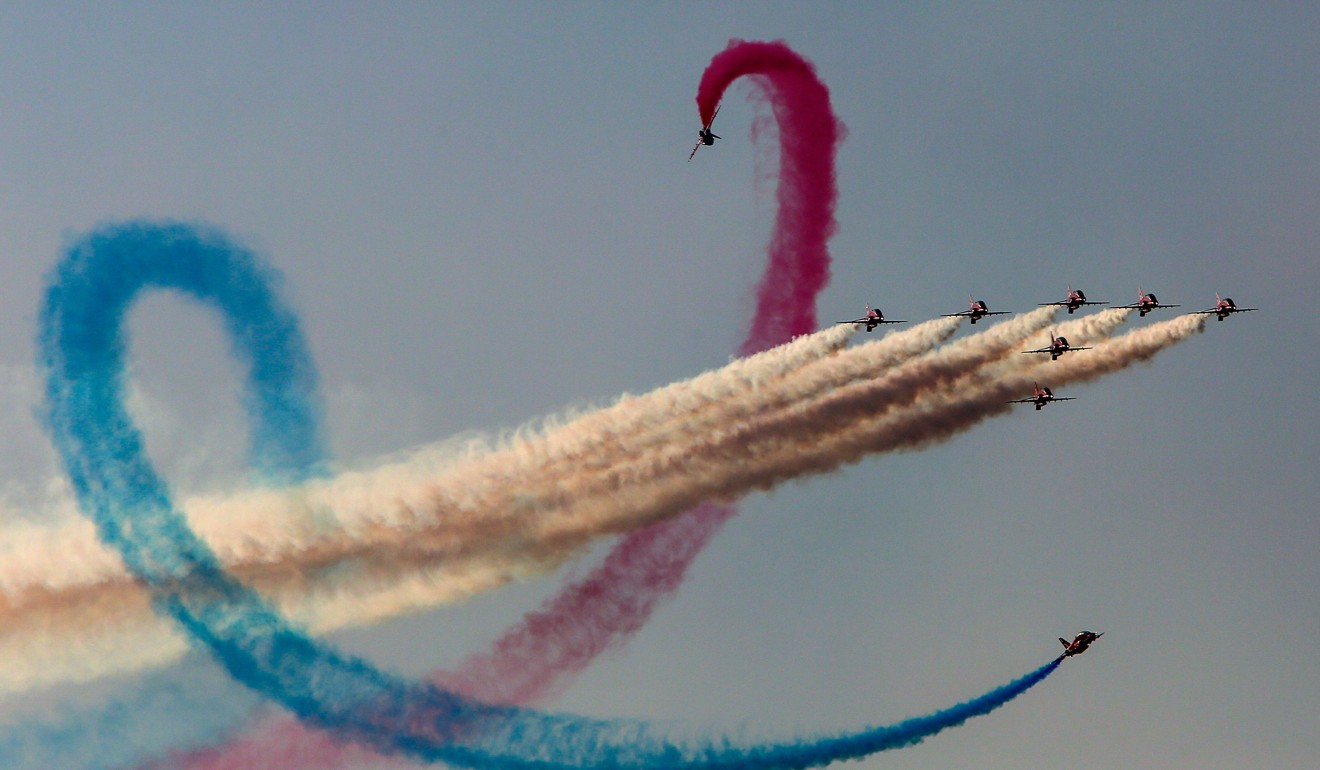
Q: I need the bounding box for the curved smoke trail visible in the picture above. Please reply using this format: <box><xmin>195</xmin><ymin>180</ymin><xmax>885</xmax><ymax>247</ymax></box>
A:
<box><xmin>696</xmin><ymin>39</ymin><xmax>844</xmax><ymax>356</ymax></box>
<box><xmin>41</xmin><ymin>222</ymin><xmax>1061</xmax><ymax>769</ymax></box>
<box><xmin>145</xmin><ymin>37</ymin><xmax>849</xmax><ymax>770</ymax></box>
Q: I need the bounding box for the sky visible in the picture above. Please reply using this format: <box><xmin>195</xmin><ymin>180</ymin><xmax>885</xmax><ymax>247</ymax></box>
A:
<box><xmin>0</xmin><ymin>3</ymin><xmax>1317</xmax><ymax>769</ymax></box>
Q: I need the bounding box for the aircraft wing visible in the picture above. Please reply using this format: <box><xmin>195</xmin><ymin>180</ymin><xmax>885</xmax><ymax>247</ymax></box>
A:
<box><xmin>688</xmin><ymin>140</ymin><xmax>702</xmax><ymax>162</ymax></box>
<box><xmin>1117</xmin><ymin>301</ymin><xmax>1167</xmax><ymax>309</ymax></box>
<box><xmin>1193</xmin><ymin>306</ymin><xmax>1257</xmax><ymax>314</ymax></box>
<box><xmin>1022</xmin><ymin>348</ymin><xmax>1051</xmax><ymax>355</ymax></box>
<box><xmin>1007</xmin><ymin>397</ymin><xmax>1038</xmax><ymax>404</ymax></box>
<box><xmin>838</xmin><ymin>318</ymin><xmax>906</xmax><ymax>326</ymax></box>
<box><xmin>984</xmin><ymin>311</ymin><xmax>1011</xmax><ymax>316</ymax></box>
<box><xmin>941</xmin><ymin>311</ymin><xmax>970</xmax><ymax>318</ymax></box>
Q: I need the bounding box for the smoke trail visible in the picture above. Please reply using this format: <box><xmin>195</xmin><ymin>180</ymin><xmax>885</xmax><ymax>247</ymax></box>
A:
<box><xmin>0</xmin><ymin>307</ymin><xmax>1147</xmax><ymax>702</ymax></box>
<box><xmin>0</xmin><ymin>326</ymin><xmax>858</xmax><ymax>698</ymax></box>
<box><xmin>506</xmin><ymin>309</ymin><xmax>1204</xmax><ymax>526</ymax></box>
<box><xmin>86</xmin><ymin>38</ymin><xmax>850</xmax><ymax>770</ymax></box>
<box><xmin>1</xmin><ymin>306</ymin><xmax>1195</xmax><ymax>707</ymax></box>
<box><xmin>145</xmin><ymin>326</ymin><xmax>961</xmax><ymax>770</ymax></box>
<box><xmin>745</xmin><ymin>313</ymin><xmax>1206</xmax><ymax>468</ymax></box>
<box><xmin>41</xmin><ymin>222</ymin><xmax>1063</xmax><ymax>769</ymax></box>
<box><xmin>696</xmin><ymin>39</ymin><xmax>844</xmax><ymax>355</ymax></box>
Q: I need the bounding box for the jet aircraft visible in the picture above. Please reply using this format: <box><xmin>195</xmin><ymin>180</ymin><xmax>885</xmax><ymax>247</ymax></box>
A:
<box><xmin>1118</xmin><ymin>287</ymin><xmax>1180</xmax><ymax>317</ymax></box>
<box><xmin>1059</xmin><ymin>630</ymin><xmax>1103</xmax><ymax>657</ymax></box>
<box><xmin>1039</xmin><ymin>284</ymin><xmax>1107</xmax><ymax>314</ymax></box>
<box><xmin>1022</xmin><ymin>331</ymin><xmax>1091</xmax><ymax>361</ymax></box>
<box><xmin>837</xmin><ymin>304</ymin><xmax>906</xmax><ymax>332</ymax></box>
<box><xmin>688</xmin><ymin>105</ymin><xmax>722</xmax><ymax>161</ymax></box>
<box><xmin>1192</xmin><ymin>293</ymin><xmax>1257</xmax><ymax>322</ymax></box>
<box><xmin>942</xmin><ymin>295</ymin><xmax>1011</xmax><ymax>324</ymax></box>
<box><xmin>1008</xmin><ymin>382</ymin><xmax>1075</xmax><ymax>411</ymax></box>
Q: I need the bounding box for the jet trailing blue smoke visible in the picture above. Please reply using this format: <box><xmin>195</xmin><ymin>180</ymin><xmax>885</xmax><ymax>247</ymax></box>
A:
<box><xmin>38</xmin><ymin>221</ymin><xmax>1061</xmax><ymax>769</ymax></box>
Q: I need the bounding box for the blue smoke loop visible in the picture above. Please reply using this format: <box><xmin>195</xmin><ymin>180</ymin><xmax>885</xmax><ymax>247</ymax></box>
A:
<box><xmin>39</xmin><ymin>221</ymin><xmax>1061</xmax><ymax>769</ymax></box>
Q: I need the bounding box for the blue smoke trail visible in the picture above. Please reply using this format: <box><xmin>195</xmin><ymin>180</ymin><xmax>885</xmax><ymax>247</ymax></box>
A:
<box><xmin>0</xmin><ymin>659</ymin><xmax>267</xmax><ymax>770</ymax></box>
<box><xmin>39</xmin><ymin>221</ymin><xmax>1062</xmax><ymax>768</ymax></box>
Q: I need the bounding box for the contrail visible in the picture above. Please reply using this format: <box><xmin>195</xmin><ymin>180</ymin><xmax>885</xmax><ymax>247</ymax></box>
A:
<box><xmin>40</xmin><ymin>223</ymin><xmax>1074</xmax><ymax>770</ymax></box>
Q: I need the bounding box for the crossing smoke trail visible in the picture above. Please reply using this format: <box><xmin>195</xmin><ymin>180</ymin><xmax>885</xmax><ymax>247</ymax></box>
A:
<box><xmin>0</xmin><ymin>305</ymin><xmax>1203</xmax><ymax>701</ymax></box>
<box><xmin>0</xmin><ymin>318</ymin><xmax>970</xmax><ymax>701</ymax></box>
<box><xmin>39</xmin><ymin>223</ymin><xmax>1069</xmax><ymax>770</ymax></box>
<box><xmin>12</xmin><ymin>40</ymin><xmax>1209</xmax><ymax>770</ymax></box>
<box><xmin>1</xmin><ymin>302</ymin><xmax>1202</xmax><ymax>708</ymax></box>
<box><xmin>0</xmin><ymin>298</ymin><xmax>1181</xmax><ymax>770</ymax></box>
<box><xmin>2</xmin><ymin>37</ymin><xmax>850</xmax><ymax>770</ymax></box>
<box><xmin>0</xmin><ymin>326</ymin><xmax>859</xmax><ymax>695</ymax></box>
<box><xmin>189</xmin><ymin>39</ymin><xmax>852</xmax><ymax>770</ymax></box>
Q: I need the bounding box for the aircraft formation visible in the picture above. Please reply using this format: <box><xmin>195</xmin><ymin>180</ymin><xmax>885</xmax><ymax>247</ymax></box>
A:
<box><xmin>694</xmin><ymin>117</ymin><xmax>1249</xmax><ymax>662</ymax></box>
<box><xmin>833</xmin><ymin>286</ymin><xmax>1255</xmax><ymax>422</ymax></box>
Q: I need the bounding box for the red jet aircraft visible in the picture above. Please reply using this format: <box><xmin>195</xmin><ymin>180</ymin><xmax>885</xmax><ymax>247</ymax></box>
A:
<box><xmin>1038</xmin><ymin>284</ymin><xmax>1108</xmax><ymax>314</ymax></box>
<box><xmin>1192</xmin><ymin>293</ymin><xmax>1257</xmax><ymax>322</ymax></box>
<box><xmin>942</xmin><ymin>295</ymin><xmax>1011</xmax><ymax>324</ymax></box>
<box><xmin>1022</xmin><ymin>330</ymin><xmax>1091</xmax><ymax>361</ymax></box>
<box><xmin>1059</xmin><ymin>630</ymin><xmax>1103</xmax><ymax>657</ymax></box>
<box><xmin>1118</xmin><ymin>287</ymin><xmax>1180</xmax><ymax>317</ymax></box>
<box><xmin>688</xmin><ymin>105</ymin><xmax>722</xmax><ymax>161</ymax></box>
<box><xmin>1008</xmin><ymin>382</ymin><xmax>1075</xmax><ymax>411</ymax></box>
<box><xmin>837</xmin><ymin>304</ymin><xmax>906</xmax><ymax>332</ymax></box>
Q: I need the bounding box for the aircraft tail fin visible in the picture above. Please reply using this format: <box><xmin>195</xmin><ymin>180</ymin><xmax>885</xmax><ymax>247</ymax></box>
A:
<box><xmin>1059</xmin><ymin>637</ymin><xmax>1070</xmax><ymax>648</ymax></box>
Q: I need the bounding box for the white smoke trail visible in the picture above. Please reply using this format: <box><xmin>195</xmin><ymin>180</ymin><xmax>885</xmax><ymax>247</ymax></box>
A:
<box><xmin>0</xmin><ymin>313</ymin><xmax>1203</xmax><ymax>698</ymax></box>
<box><xmin>781</xmin><ymin>313</ymin><xmax>1207</xmax><ymax>462</ymax></box>
<box><xmin>0</xmin><ymin>324</ymin><xmax>866</xmax><ymax>694</ymax></box>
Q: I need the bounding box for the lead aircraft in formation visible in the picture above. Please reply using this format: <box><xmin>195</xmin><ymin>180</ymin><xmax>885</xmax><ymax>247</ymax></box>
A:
<box><xmin>1022</xmin><ymin>331</ymin><xmax>1091</xmax><ymax>361</ymax></box>
<box><xmin>1192</xmin><ymin>293</ymin><xmax>1258</xmax><ymax>322</ymax></box>
<box><xmin>1117</xmin><ymin>287</ymin><xmax>1180</xmax><ymax>317</ymax></box>
<box><xmin>1038</xmin><ymin>284</ymin><xmax>1107</xmax><ymax>314</ymax></box>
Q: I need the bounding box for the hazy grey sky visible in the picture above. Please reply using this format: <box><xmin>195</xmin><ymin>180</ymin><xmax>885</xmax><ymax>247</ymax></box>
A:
<box><xmin>0</xmin><ymin>3</ymin><xmax>1316</xmax><ymax>769</ymax></box>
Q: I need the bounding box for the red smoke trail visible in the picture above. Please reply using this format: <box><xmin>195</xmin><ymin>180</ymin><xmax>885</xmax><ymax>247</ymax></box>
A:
<box><xmin>439</xmin><ymin>35</ymin><xmax>842</xmax><ymax>709</ymax></box>
<box><xmin>145</xmin><ymin>39</ymin><xmax>841</xmax><ymax>770</ymax></box>
<box><xmin>698</xmin><ymin>39</ymin><xmax>844</xmax><ymax>356</ymax></box>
